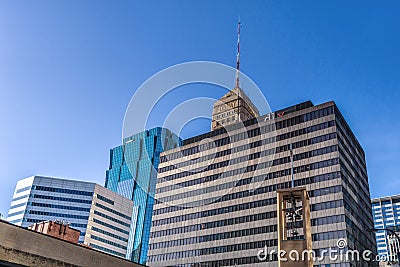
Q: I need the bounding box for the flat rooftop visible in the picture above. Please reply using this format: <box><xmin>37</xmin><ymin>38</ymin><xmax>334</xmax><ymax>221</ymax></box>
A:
<box><xmin>0</xmin><ymin>220</ymin><xmax>145</xmax><ymax>267</ymax></box>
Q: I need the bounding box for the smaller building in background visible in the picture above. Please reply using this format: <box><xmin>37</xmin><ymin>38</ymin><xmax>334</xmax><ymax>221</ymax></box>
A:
<box><xmin>28</xmin><ymin>220</ymin><xmax>81</xmax><ymax>244</ymax></box>
<box><xmin>6</xmin><ymin>176</ymin><xmax>134</xmax><ymax>260</ymax></box>
<box><xmin>372</xmin><ymin>194</ymin><xmax>400</xmax><ymax>262</ymax></box>
<box><xmin>211</xmin><ymin>87</ymin><xmax>259</xmax><ymax>130</ymax></box>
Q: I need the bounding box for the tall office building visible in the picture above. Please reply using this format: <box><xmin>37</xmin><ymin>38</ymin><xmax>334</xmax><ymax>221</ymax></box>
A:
<box><xmin>211</xmin><ymin>20</ymin><xmax>259</xmax><ymax>132</ymax></box>
<box><xmin>7</xmin><ymin>176</ymin><xmax>134</xmax><ymax>259</ymax></box>
<box><xmin>148</xmin><ymin>98</ymin><xmax>377</xmax><ymax>267</ymax></box>
<box><xmin>105</xmin><ymin>127</ymin><xmax>181</xmax><ymax>264</ymax></box>
<box><xmin>372</xmin><ymin>195</ymin><xmax>400</xmax><ymax>262</ymax></box>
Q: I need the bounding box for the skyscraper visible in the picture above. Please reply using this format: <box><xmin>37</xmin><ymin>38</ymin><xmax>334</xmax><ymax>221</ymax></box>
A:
<box><xmin>105</xmin><ymin>127</ymin><xmax>181</xmax><ymax>264</ymax></box>
<box><xmin>147</xmin><ymin>98</ymin><xmax>377</xmax><ymax>266</ymax></box>
<box><xmin>211</xmin><ymin>87</ymin><xmax>259</xmax><ymax>131</ymax></box>
<box><xmin>372</xmin><ymin>195</ymin><xmax>400</xmax><ymax>262</ymax></box>
<box><xmin>6</xmin><ymin>176</ymin><xmax>134</xmax><ymax>258</ymax></box>
<box><xmin>211</xmin><ymin>20</ymin><xmax>259</xmax><ymax>132</ymax></box>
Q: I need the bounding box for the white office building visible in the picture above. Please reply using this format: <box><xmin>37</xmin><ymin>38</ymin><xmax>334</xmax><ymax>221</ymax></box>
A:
<box><xmin>372</xmin><ymin>195</ymin><xmax>400</xmax><ymax>262</ymax></box>
<box><xmin>7</xmin><ymin>176</ymin><xmax>134</xmax><ymax>259</ymax></box>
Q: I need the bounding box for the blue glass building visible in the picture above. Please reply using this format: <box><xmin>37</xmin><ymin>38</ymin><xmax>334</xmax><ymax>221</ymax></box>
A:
<box><xmin>372</xmin><ymin>195</ymin><xmax>400</xmax><ymax>261</ymax></box>
<box><xmin>105</xmin><ymin>127</ymin><xmax>181</xmax><ymax>264</ymax></box>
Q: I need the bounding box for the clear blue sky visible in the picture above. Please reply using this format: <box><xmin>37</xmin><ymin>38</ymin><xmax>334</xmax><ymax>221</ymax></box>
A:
<box><xmin>0</xmin><ymin>0</ymin><xmax>399</xmax><ymax>216</ymax></box>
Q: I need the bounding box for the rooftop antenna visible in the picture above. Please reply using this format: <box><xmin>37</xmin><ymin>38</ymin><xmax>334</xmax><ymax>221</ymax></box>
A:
<box><xmin>235</xmin><ymin>18</ymin><xmax>242</xmax><ymax>88</ymax></box>
<box><xmin>235</xmin><ymin>18</ymin><xmax>242</xmax><ymax>123</ymax></box>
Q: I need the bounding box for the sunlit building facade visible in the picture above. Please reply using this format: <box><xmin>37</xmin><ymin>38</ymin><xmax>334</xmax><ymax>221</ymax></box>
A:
<box><xmin>148</xmin><ymin>98</ymin><xmax>377</xmax><ymax>267</ymax></box>
<box><xmin>105</xmin><ymin>127</ymin><xmax>181</xmax><ymax>264</ymax></box>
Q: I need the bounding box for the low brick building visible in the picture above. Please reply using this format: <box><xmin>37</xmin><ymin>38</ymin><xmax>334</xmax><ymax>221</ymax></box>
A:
<box><xmin>28</xmin><ymin>220</ymin><xmax>81</xmax><ymax>243</ymax></box>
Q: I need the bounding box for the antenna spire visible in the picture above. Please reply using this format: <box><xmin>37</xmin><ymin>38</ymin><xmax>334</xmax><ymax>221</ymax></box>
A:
<box><xmin>235</xmin><ymin>19</ymin><xmax>241</xmax><ymax>88</ymax></box>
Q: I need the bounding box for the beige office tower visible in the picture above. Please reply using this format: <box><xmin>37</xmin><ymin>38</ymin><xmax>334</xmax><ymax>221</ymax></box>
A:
<box><xmin>277</xmin><ymin>187</ymin><xmax>313</xmax><ymax>267</ymax></box>
<box><xmin>148</xmin><ymin>100</ymin><xmax>377</xmax><ymax>267</ymax></box>
<box><xmin>84</xmin><ymin>184</ymin><xmax>134</xmax><ymax>259</ymax></box>
<box><xmin>211</xmin><ymin>87</ymin><xmax>259</xmax><ymax>131</ymax></box>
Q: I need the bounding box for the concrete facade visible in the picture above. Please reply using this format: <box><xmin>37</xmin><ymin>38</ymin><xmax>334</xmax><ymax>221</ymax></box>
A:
<box><xmin>84</xmin><ymin>184</ymin><xmax>134</xmax><ymax>258</ymax></box>
<box><xmin>148</xmin><ymin>100</ymin><xmax>377</xmax><ymax>267</ymax></box>
<box><xmin>0</xmin><ymin>220</ymin><xmax>143</xmax><ymax>267</ymax></box>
